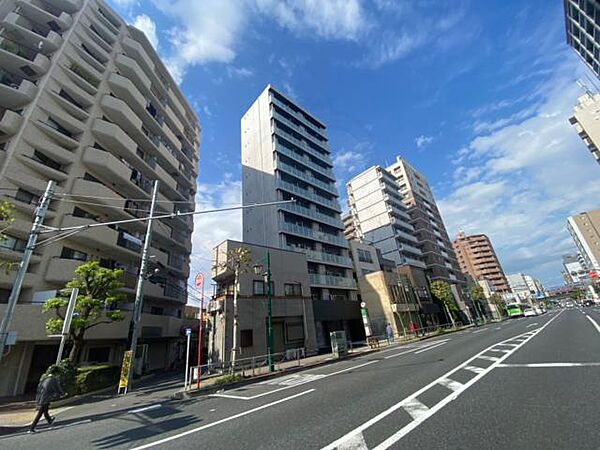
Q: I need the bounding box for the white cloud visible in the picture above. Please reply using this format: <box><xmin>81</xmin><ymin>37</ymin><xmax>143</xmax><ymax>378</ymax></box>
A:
<box><xmin>190</xmin><ymin>177</ymin><xmax>242</xmax><ymax>291</ymax></box>
<box><xmin>113</xmin><ymin>0</ymin><xmax>138</xmax><ymax>7</ymax></box>
<box><xmin>226</xmin><ymin>66</ymin><xmax>254</xmax><ymax>78</ymax></box>
<box><xmin>333</xmin><ymin>142</ymin><xmax>370</xmax><ymax>174</ymax></box>
<box><xmin>253</xmin><ymin>0</ymin><xmax>369</xmax><ymax>41</ymax></box>
<box><xmin>437</xmin><ymin>58</ymin><xmax>600</xmax><ymax>286</ymax></box>
<box><xmin>132</xmin><ymin>14</ymin><xmax>159</xmax><ymax>49</ymax></box>
<box><xmin>282</xmin><ymin>82</ymin><xmax>297</xmax><ymax>100</ymax></box>
<box><xmin>415</xmin><ymin>134</ymin><xmax>434</xmax><ymax>148</ymax></box>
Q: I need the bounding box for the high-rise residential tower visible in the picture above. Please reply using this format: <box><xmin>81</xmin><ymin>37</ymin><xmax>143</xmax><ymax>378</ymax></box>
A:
<box><xmin>569</xmin><ymin>92</ymin><xmax>600</xmax><ymax>165</ymax></box>
<box><xmin>0</xmin><ymin>0</ymin><xmax>199</xmax><ymax>396</ymax></box>
<box><xmin>567</xmin><ymin>208</ymin><xmax>600</xmax><ymax>272</ymax></box>
<box><xmin>452</xmin><ymin>232</ymin><xmax>510</xmax><ymax>293</ymax></box>
<box><xmin>346</xmin><ymin>165</ymin><xmax>425</xmax><ymax>269</ymax></box>
<box><xmin>241</xmin><ymin>85</ymin><xmax>361</xmax><ymax>348</ymax></box>
<box><xmin>564</xmin><ymin>0</ymin><xmax>600</xmax><ymax>79</ymax></box>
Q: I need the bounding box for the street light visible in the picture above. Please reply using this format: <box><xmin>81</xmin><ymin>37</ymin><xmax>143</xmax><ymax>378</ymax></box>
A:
<box><xmin>253</xmin><ymin>251</ymin><xmax>274</xmax><ymax>372</ymax></box>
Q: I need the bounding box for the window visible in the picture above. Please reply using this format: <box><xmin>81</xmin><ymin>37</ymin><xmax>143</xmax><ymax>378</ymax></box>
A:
<box><xmin>285</xmin><ymin>321</ymin><xmax>304</xmax><ymax>342</ymax></box>
<box><xmin>15</xmin><ymin>188</ymin><xmax>36</xmax><ymax>205</ymax></box>
<box><xmin>284</xmin><ymin>283</ymin><xmax>302</xmax><ymax>296</ymax></box>
<box><xmin>73</xmin><ymin>207</ymin><xmax>97</xmax><ymax>220</ymax></box>
<box><xmin>61</xmin><ymin>246</ymin><xmax>87</xmax><ymax>261</ymax></box>
<box><xmin>87</xmin><ymin>346</ymin><xmax>110</xmax><ymax>363</ymax></box>
<box><xmin>253</xmin><ymin>280</ymin><xmax>274</xmax><ymax>296</ymax></box>
<box><xmin>45</xmin><ymin>117</ymin><xmax>73</xmax><ymax>138</ymax></box>
<box><xmin>0</xmin><ymin>288</ymin><xmax>10</xmax><ymax>304</ymax></box>
<box><xmin>0</xmin><ymin>235</ymin><xmax>26</xmax><ymax>252</ymax></box>
<box><xmin>358</xmin><ymin>248</ymin><xmax>373</xmax><ymax>263</ymax></box>
<box><xmin>240</xmin><ymin>330</ymin><xmax>253</xmax><ymax>348</ymax></box>
<box><xmin>32</xmin><ymin>150</ymin><xmax>63</xmax><ymax>172</ymax></box>
<box><xmin>150</xmin><ymin>306</ymin><xmax>164</xmax><ymax>316</ymax></box>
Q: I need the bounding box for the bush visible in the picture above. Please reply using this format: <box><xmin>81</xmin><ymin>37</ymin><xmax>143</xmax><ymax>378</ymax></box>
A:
<box><xmin>213</xmin><ymin>374</ymin><xmax>242</xmax><ymax>386</ymax></box>
<box><xmin>43</xmin><ymin>359</ymin><xmax>78</xmax><ymax>396</ymax></box>
<box><xmin>75</xmin><ymin>364</ymin><xmax>120</xmax><ymax>394</ymax></box>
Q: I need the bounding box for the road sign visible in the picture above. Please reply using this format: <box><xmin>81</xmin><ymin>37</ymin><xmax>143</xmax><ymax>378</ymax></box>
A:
<box><xmin>118</xmin><ymin>350</ymin><xmax>133</xmax><ymax>392</ymax></box>
<box><xmin>185</xmin><ymin>328</ymin><xmax>192</xmax><ymax>336</ymax></box>
<box><xmin>195</xmin><ymin>272</ymin><xmax>204</xmax><ymax>289</ymax></box>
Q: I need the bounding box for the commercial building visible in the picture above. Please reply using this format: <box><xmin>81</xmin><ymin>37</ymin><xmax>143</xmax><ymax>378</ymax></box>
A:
<box><xmin>564</xmin><ymin>0</ymin><xmax>600</xmax><ymax>79</ymax></box>
<box><xmin>207</xmin><ymin>240</ymin><xmax>318</xmax><ymax>364</ymax></box>
<box><xmin>452</xmin><ymin>231</ymin><xmax>510</xmax><ymax>293</ymax></box>
<box><xmin>567</xmin><ymin>208</ymin><xmax>600</xmax><ymax>272</ymax></box>
<box><xmin>568</xmin><ymin>93</ymin><xmax>600</xmax><ymax>165</ymax></box>
<box><xmin>385</xmin><ymin>157</ymin><xmax>469</xmax><ymax>320</ymax></box>
<box><xmin>346</xmin><ymin>166</ymin><xmax>425</xmax><ymax>269</ymax></box>
<box><xmin>507</xmin><ymin>273</ymin><xmax>545</xmax><ymax>302</ymax></box>
<box><xmin>241</xmin><ymin>85</ymin><xmax>361</xmax><ymax>349</ymax></box>
<box><xmin>0</xmin><ymin>0</ymin><xmax>199</xmax><ymax>396</ymax></box>
<box><xmin>562</xmin><ymin>254</ymin><xmax>590</xmax><ymax>285</ymax></box>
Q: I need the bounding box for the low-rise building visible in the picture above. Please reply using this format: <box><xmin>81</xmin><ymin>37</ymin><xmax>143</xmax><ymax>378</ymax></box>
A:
<box><xmin>207</xmin><ymin>240</ymin><xmax>318</xmax><ymax>364</ymax></box>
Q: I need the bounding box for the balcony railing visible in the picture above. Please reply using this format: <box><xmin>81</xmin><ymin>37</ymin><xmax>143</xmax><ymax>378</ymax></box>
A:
<box><xmin>284</xmin><ymin>245</ymin><xmax>352</xmax><ymax>267</ymax></box>
<box><xmin>309</xmin><ymin>273</ymin><xmax>356</xmax><ymax>288</ymax></box>
<box><xmin>279</xmin><ymin>202</ymin><xmax>342</xmax><ymax>229</ymax></box>
<box><xmin>280</xmin><ymin>222</ymin><xmax>347</xmax><ymax>246</ymax></box>
<box><xmin>276</xmin><ymin>160</ymin><xmax>337</xmax><ymax>195</ymax></box>
<box><xmin>117</xmin><ymin>231</ymin><xmax>143</xmax><ymax>252</ymax></box>
<box><xmin>275</xmin><ymin>141</ymin><xmax>334</xmax><ymax>180</ymax></box>
<box><xmin>275</xmin><ymin>179</ymin><xmax>340</xmax><ymax>211</ymax></box>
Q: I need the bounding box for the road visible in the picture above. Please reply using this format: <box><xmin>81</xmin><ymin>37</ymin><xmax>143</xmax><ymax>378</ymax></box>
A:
<box><xmin>2</xmin><ymin>307</ymin><xmax>600</xmax><ymax>449</ymax></box>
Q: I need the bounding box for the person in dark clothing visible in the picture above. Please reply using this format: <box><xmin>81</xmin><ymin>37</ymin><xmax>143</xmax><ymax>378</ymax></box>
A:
<box><xmin>28</xmin><ymin>368</ymin><xmax>65</xmax><ymax>433</ymax></box>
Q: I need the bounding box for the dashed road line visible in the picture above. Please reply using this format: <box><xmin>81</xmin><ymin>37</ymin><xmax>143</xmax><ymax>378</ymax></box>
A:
<box><xmin>498</xmin><ymin>362</ymin><xmax>600</xmax><ymax>368</ymax></box>
<box><xmin>128</xmin><ymin>404</ymin><xmax>162</xmax><ymax>414</ymax></box>
<box><xmin>413</xmin><ymin>341</ymin><xmax>447</xmax><ymax>354</ymax></box>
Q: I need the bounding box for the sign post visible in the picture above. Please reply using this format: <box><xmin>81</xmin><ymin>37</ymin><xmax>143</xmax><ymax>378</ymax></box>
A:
<box><xmin>184</xmin><ymin>327</ymin><xmax>191</xmax><ymax>389</ymax></box>
<box><xmin>118</xmin><ymin>350</ymin><xmax>133</xmax><ymax>394</ymax></box>
<box><xmin>195</xmin><ymin>273</ymin><xmax>204</xmax><ymax>390</ymax></box>
<box><xmin>56</xmin><ymin>288</ymin><xmax>79</xmax><ymax>365</ymax></box>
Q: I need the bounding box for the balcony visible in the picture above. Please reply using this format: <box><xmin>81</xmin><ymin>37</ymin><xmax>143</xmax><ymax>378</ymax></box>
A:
<box><xmin>122</xmin><ymin>36</ymin><xmax>154</xmax><ymax>76</ymax></box>
<box><xmin>395</xmin><ymin>228</ymin><xmax>419</xmax><ymax>244</ymax></box>
<box><xmin>285</xmin><ymin>245</ymin><xmax>352</xmax><ymax>268</ymax></box>
<box><xmin>274</xmin><ymin>141</ymin><xmax>335</xmax><ymax>181</ymax></box>
<box><xmin>280</xmin><ymin>221</ymin><xmax>347</xmax><ymax>246</ymax></box>
<box><xmin>279</xmin><ymin>202</ymin><xmax>343</xmax><ymax>229</ymax></box>
<box><xmin>71</xmin><ymin>178</ymin><xmax>127</xmax><ymax>213</ymax></box>
<box><xmin>309</xmin><ymin>274</ymin><xmax>357</xmax><ymax>289</ymax></box>
<box><xmin>16</xmin><ymin>0</ymin><xmax>73</xmax><ymax>31</ymax></box>
<box><xmin>274</xmin><ymin>124</ymin><xmax>331</xmax><ymax>165</ymax></box>
<box><xmin>2</xmin><ymin>12</ymin><xmax>63</xmax><ymax>54</ymax></box>
<box><xmin>276</xmin><ymin>160</ymin><xmax>337</xmax><ymax>195</ymax></box>
<box><xmin>270</xmin><ymin>95</ymin><xmax>327</xmax><ymax>139</ymax></box>
<box><xmin>0</xmin><ymin>109</ymin><xmax>23</xmax><ymax>136</ymax></box>
<box><xmin>0</xmin><ymin>36</ymin><xmax>50</xmax><ymax>79</ymax></box>
<box><xmin>272</xmin><ymin>111</ymin><xmax>330</xmax><ymax>158</ymax></box>
<box><xmin>275</xmin><ymin>179</ymin><xmax>340</xmax><ymax>212</ymax></box>
<box><xmin>404</xmin><ymin>257</ymin><xmax>427</xmax><ymax>269</ymax></box>
<box><xmin>53</xmin><ymin>0</ymin><xmax>82</xmax><ymax>14</ymax></box>
<box><xmin>400</xmin><ymin>243</ymin><xmax>422</xmax><ymax>256</ymax></box>
<box><xmin>0</xmin><ymin>75</ymin><xmax>37</xmax><ymax>109</ymax></box>
<box><xmin>45</xmin><ymin>257</ymin><xmax>84</xmax><ymax>284</ymax></box>
<box><xmin>61</xmin><ymin>215</ymin><xmax>121</xmax><ymax>252</ymax></box>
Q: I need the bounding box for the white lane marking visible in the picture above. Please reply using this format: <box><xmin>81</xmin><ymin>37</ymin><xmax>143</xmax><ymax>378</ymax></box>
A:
<box><xmin>211</xmin><ymin>360</ymin><xmax>377</xmax><ymax>401</ymax></box>
<box><xmin>488</xmin><ymin>349</ymin><xmax>511</xmax><ymax>354</ymax></box>
<box><xmin>338</xmin><ymin>431</ymin><xmax>368</xmax><ymax>450</ymax></box>
<box><xmin>495</xmin><ymin>327</ymin><xmax>502</xmax><ymax>330</ymax></box>
<box><xmin>128</xmin><ymin>404</ymin><xmax>162</xmax><ymax>414</ymax></box>
<box><xmin>477</xmin><ymin>355</ymin><xmax>500</xmax><ymax>362</ymax></box>
<box><xmin>384</xmin><ymin>340</ymin><xmax>449</xmax><ymax>359</ymax></box>
<box><xmin>131</xmin><ymin>389</ymin><xmax>315</xmax><ymax>450</ymax></box>
<box><xmin>437</xmin><ymin>378</ymin><xmax>463</xmax><ymax>392</ymax></box>
<box><xmin>322</xmin><ymin>309</ymin><xmax>564</xmax><ymax>450</ymax></box>
<box><xmin>402</xmin><ymin>398</ymin><xmax>429</xmax><ymax>421</ymax></box>
<box><xmin>526</xmin><ymin>323</ymin><xmax>538</xmax><ymax>328</ymax></box>
<box><xmin>463</xmin><ymin>365</ymin><xmax>485</xmax><ymax>374</ymax></box>
<box><xmin>498</xmin><ymin>362</ymin><xmax>600</xmax><ymax>368</ymax></box>
<box><xmin>384</xmin><ymin>348</ymin><xmax>417</xmax><ymax>360</ymax></box>
<box><xmin>585</xmin><ymin>314</ymin><xmax>600</xmax><ymax>333</ymax></box>
<box><xmin>413</xmin><ymin>341</ymin><xmax>447</xmax><ymax>354</ymax></box>
<box><xmin>472</xmin><ymin>328</ymin><xmax>487</xmax><ymax>334</ymax></box>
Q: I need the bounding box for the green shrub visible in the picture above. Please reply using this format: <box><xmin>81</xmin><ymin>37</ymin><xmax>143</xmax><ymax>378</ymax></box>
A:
<box><xmin>42</xmin><ymin>359</ymin><xmax>78</xmax><ymax>396</ymax></box>
<box><xmin>75</xmin><ymin>364</ymin><xmax>120</xmax><ymax>394</ymax></box>
<box><xmin>213</xmin><ymin>374</ymin><xmax>242</xmax><ymax>386</ymax></box>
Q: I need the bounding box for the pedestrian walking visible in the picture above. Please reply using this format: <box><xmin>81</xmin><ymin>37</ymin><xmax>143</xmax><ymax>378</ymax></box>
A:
<box><xmin>385</xmin><ymin>323</ymin><xmax>394</xmax><ymax>344</ymax></box>
<box><xmin>28</xmin><ymin>367</ymin><xmax>65</xmax><ymax>433</ymax></box>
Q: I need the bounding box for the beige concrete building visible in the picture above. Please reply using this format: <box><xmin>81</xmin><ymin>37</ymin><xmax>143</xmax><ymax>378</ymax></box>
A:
<box><xmin>568</xmin><ymin>208</ymin><xmax>600</xmax><ymax>272</ymax></box>
<box><xmin>207</xmin><ymin>240</ymin><xmax>318</xmax><ymax>364</ymax></box>
<box><xmin>0</xmin><ymin>0</ymin><xmax>199</xmax><ymax>396</ymax></box>
<box><xmin>452</xmin><ymin>232</ymin><xmax>510</xmax><ymax>293</ymax></box>
<box><xmin>569</xmin><ymin>93</ymin><xmax>600</xmax><ymax>165</ymax></box>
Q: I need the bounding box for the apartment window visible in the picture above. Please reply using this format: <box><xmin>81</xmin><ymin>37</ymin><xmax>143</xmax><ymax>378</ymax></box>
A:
<box><xmin>0</xmin><ymin>288</ymin><xmax>10</xmax><ymax>304</ymax></box>
<box><xmin>45</xmin><ymin>117</ymin><xmax>73</xmax><ymax>138</ymax></box>
<box><xmin>32</xmin><ymin>150</ymin><xmax>63</xmax><ymax>172</ymax></box>
<box><xmin>15</xmin><ymin>188</ymin><xmax>36</xmax><ymax>205</ymax></box>
<box><xmin>73</xmin><ymin>207</ymin><xmax>97</xmax><ymax>220</ymax></box>
<box><xmin>358</xmin><ymin>249</ymin><xmax>373</xmax><ymax>263</ymax></box>
<box><xmin>286</xmin><ymin>320</ymin><xmax>304</xmax><ymax>342</ymax></box>
<box><xmin>61</xmin><ymin>246</ymin><xmax>87</xmax><ymax>261</ymax></box>
<box><xmin>0</xmin><ymin>235</ymin><xmax>26</xmax><ymax>252</ymax></box>
<box><xmin>253</xmin><ymin>280</ymin><xmax>274</xmax><ymax>296</ymax></box>
<box><xmin>240</xmin><ymin>330</ymin><xmax>253</xmax><ymax>348</ymax></box>
<box><xmin>150</xmin><ymin>306</ymin><xmax>164</xmax><ymax>316</ymax></box>
<box><xmin>284</xmin><ymin>283</ymin><xmax>302</xmax><ymax>296</ymax></box>
<box><xmin>58</xmin><ymin>88</ymin><xmax>86</xmax><ymax>110</ymax></box>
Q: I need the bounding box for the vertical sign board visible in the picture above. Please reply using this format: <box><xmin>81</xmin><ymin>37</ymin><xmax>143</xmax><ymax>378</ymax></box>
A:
<box><xmin>118</xmin><ymin>350</ymin><xmax>133</xmax><ymax>394</ymax></box>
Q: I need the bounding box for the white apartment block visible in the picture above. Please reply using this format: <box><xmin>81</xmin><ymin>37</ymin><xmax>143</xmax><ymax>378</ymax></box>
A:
<box><xmin>567</xmin><ymin>209</ymin><xmax>600</xmax><ymax>272</ymax></box>
<box><xmin>569</xmin><ymin>93</ymin><xmax>600</xmax><ymax>165</ymax></box>
<box><xmin>241</xmin><ymin>85</ymin><xmax>362</xmax><ymax>348</ymax></box>
<box><xmin>346</xmin><ymin>165</ymin><xmax>425</xmax><ymax>269</ymax></box>
<box><xmin>0</xmin><ymin>0</ymin><xmax>199</xmax><ymax>396</ymax></box>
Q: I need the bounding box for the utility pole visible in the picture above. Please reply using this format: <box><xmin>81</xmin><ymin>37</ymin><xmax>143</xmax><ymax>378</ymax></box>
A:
<box><xmin>265</xmin><ymin>251</ymin><xmax>273</xmax><ymax>372</ymax></box>
<box><xmin>121</xmin><ymin>180</ymin><xmax>159</xmax><ymax>394</ymax></box>
<box><xmin>0</xmin><ymin>180</ymin><xmax>55</xmax><ymax>362</ymax></box>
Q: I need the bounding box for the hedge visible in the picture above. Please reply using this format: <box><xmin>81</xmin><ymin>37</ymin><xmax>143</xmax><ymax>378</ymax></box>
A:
<box><xmin>43</xmin><ymin>361</ymin><xmax>120</xmax><ymax>395</ymax></box>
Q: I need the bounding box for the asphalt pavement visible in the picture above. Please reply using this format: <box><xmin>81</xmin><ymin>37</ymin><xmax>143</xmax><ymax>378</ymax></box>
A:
<box><xmin>1</xmin><ymin>308</ymin><xmax>597</xmax><ymax>449</ymax></box>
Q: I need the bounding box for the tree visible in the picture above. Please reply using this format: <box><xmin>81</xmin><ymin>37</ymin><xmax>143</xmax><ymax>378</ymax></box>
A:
<box><xmin>0</xmin><ymin>200</ymin><xmax>16</xmax><ymax>272</ymax></box>
<box><xmin>218</xmin><ymin>246</ymin><xmax>252</xmax><ymax>369</ymax></box>
<box><xmin>429</xmin><ymin>280</ymin><xmax>458</xmax><ymax>328</ymax></box>
<box><xmin>489</xmin><ymin>293</ymin><xmax>506</xmax><ymax>317</ymax></box>
<box><xmin>468</xmin><ymin>284</ymin><xmax>487</xmax><ymax>323</ymax></box>
<box><xmin>43</xmin><ymin>261</ymin><xmax>125</xmax><ymax>363</ymax></box>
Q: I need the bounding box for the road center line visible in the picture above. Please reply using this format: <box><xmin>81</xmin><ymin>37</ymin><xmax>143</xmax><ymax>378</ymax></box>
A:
<box><xmin>585</xmin><ymin>314</ymin><xmax>600</xmax><ymax>334</ymax></box>
<box><xmin>321</xmin><ymin>309</ymin><xmax>564</xmax><ymax>450</ymax></box>
<box><xmin>131</xmin><ymin>389</ymin><xmax>315</xmax><ymax>450</ymax></box>
<box><xmin>128</xmin><ymin>404</ymin><xmax>162</xmax><ymax>414</ymax></box>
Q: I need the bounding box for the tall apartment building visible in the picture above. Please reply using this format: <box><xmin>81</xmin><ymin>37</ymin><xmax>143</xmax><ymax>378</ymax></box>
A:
<box><xmin>452</xmin><ymin>231</ymin><xmax>510</xmax><ymax>293</ymax></box>
<box><xmin>568</xmin><ymin>93</ymin><xmax>600</xmax><ymax>165</ymax></box>
<box><xmin>346</xmin><ymin>165</ymin><xmax>425</xmax><ymax>269</ymax></box>
<box><xmin>567</xmin><ymin>208</ymin><xmax>600</xmax><ymax>271</ymax></box>
<box><xmin>0</xmin><ymin>0</ymin><xmax>199</xmax><ymax>396</ymax></box>
<box><xmin>241</xmin><ymin>85</ymin><xmax>361</xmax><ymax>348</ymax></box>
<box><xmin>564</xmin><ymin>0</ymin><xmax>600</xmax><ymax>79</ymax></box>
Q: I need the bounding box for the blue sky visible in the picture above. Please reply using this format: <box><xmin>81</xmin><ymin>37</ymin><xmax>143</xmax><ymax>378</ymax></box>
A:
<box><xmin>108</xmin><ymin>0</ymin><xmax>600</xmax><ymax>289</ymax></box>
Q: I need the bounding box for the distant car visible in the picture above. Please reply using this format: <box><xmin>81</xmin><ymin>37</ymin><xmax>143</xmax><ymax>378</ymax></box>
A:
<box><xmin>523</xmin><ymin>307</ymin><xmax>536</xmax><ymax>317</ymax></box>
<box><xmin>565</xmin><ymin>302</ymin><xmax>574</xmax><ymax>308</ymax></box>
<box><xmin>583</xmin><ymin>300</ymin><xmax>594</xmax><ymax>307</ymax></box>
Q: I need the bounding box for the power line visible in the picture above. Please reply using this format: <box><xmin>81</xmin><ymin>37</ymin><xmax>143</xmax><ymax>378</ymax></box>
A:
<box><xmin>56</xmin><ymin>192</ymin><xmax>195</xmax><ymax>205</ymax></box>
